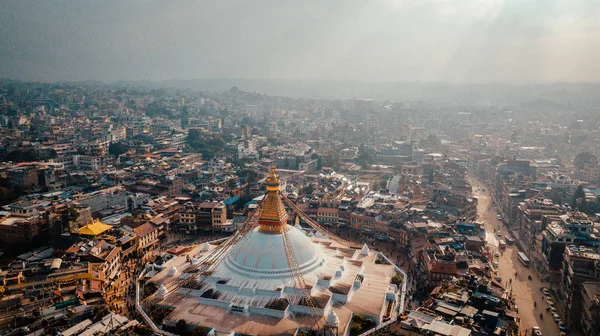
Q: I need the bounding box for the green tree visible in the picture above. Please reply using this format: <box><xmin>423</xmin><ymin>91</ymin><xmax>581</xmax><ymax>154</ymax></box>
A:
<box><xmin>572</xmin><ymin>185</ymin><xmax>586</xmax><ymax>211</ymax></box>
<box><xmin>109</xmin><ymin>141</ymin><xmax>128</xmax><ymax>158</ymax></box>
<box><xmin>5</xmin><ymin>149</ymin><xmax>39</xmax><ymax>162</ymax></box>
<box><xmin>323</xmin><ymin>149</ymin><xmax>341</xmax><ymax>170</ymax></box>
<box><xmin>175</xmin><ymin>319</ymin><xmax>189</xmax><ymax>336</ymax></box>
<box><xmin>186</xmin><ymin>130</ymin><xmax>225</xmax><ymax>160</ymax></box>
<box><xmin>191</xmin><ymin>326</ymin><xmax>210</xmax><ymax>336</ymax></box>
<box><xmin>574</xmin><ymin>151</ymin><xmax>597</xmax><ymax>170</ymax></box>
<box><xmin>391</xmin><ymin>274</ymin><xmax>403</xmax><ymax>287</ymax></box>
<box><xmin>427</xmin><ymin>134</ymin><xmax>443</xmax><ymax>150</ymax></box>
<box><xmin>143</xmin><ymin>282</ymin><xmax>158</xmax><ymax>299</ymax></box>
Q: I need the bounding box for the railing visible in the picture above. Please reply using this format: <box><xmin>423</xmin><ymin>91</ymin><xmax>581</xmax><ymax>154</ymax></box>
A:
<box><xmin>356</xmin><ymin>252</ymin><xmax>408</xmax><ymax>336</ymax></box>
<box><xmin>135</xmin><ymin>270</ymin><xmax>177</xmax><ymax>336</ymax></box>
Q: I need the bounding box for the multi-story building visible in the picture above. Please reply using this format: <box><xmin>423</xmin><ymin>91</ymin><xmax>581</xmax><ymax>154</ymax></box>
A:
<box><xmin>580</xmin><ymin>282</ymin><xmax>600</xmax><ymax>336</ymax></box>
<box><xmin>179</xmin><ymin>202</ymin><xmax>198</xmax><ymax>233</ymax></box>
<box><xmin>317</xmin><ymin>207</ymin><xmax>339</xmax><ymax>226</ymax></box>
<box><xmin>134</xmin><ymin>222</ymin><xmax>160</xmax><ymax>253</ymax></box>
<box><xmin>350</xmin><ymin>212</ymin><xmax>388</xmax><ymax>235</ymax></box>
<box><xmin>76</xmin><ymin>186</ymin><xmax>128</xmax><ymax>213</ymax></box>
<box><xmin>581</xmin><ymin>163</ymin><xmax>600</xmax><ymax>184</ymax></box>
<box><xmin>561</xmin><ymin>246</ymin><xmax>600</xmax><ymax>328</ymax></box>
<box><xmin>421</xmin><ymin>248</ymin><xmax>458</xmax><ymax>290</ymax></box>
<box><xmin>4</xmin><ymin>162</ymin><xmax>65</xmax><ymax>188</ymax></box>
<box><xmin>77</xmin><ymin>240</ymin><xmax>121</xmax><ymax>288</ymax></box>
<box><xmin>0</xmin><ymin>216</ymin><xmax>45</xmax><ymax>245</ymax></box>
<box><xmin>198</xmin><ymin>201</ymin><xmax>226</xmax><ymax>231</ymax></box>
<box><xmin>177</xmin><ymin>201</ymin><xmax>227</xmax><ymax>232</ymax></box>
<box><xmin>74</xmin><ymin>155</ymin><xmax>114</xmax><ymax>171</ymax></box>
<box><xmin>541</xmin><ymin>213</ymin><xmax>597</xmax><ymax>277</ymax></box>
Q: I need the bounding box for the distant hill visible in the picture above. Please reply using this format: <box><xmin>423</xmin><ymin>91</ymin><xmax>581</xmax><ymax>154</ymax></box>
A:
<box><xmin>148</xmin><ymin>79</ymin><xmax>600</xmax><ymax>108</ymax></box>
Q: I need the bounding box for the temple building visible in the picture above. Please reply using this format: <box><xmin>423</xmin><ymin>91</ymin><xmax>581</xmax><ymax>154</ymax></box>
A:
<box><xmin>145</xmin><ymin>168</ymin><xmax>405</xmax><ymax>335</ymax></box>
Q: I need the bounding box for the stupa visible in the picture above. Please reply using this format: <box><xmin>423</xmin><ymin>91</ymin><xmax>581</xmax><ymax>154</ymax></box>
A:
<box><xmin>148</xmin><ymin>168</ymin><xmax>404</xmax><ymax>335</ymax></box>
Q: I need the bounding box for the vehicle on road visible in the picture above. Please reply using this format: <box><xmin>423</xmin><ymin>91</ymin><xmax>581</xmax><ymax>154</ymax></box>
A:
<box><xmin>518</xmin><ymin>252</ymin><xmax>530</xmax><ymax>266</ymax></box>
<box><xmin>499</xmin><ymin>240</ymin><xmax>506</xmax><ymax>249</ymax></box>
<box><xmin>542</xmin><ymin>287</ymin><xmax>550</xmax><ymax>295</ymax></box>
<box><xmin>493</xmin><ymin>261</ymin><xmax>499</xmax><ymax>268</ymax></box>
<box><xmin>532</xmin><ymin>327</ymin><xmax>542</xmax><ymax>336</ymax></box>
<box><xmin>497</xmin><ymin>231</ymin><xmax>502</xmax><ymax>237</ymax></box>
<box><xmin>494</xmin><ymin>252</ymin><xmax>500</xmax><ymax>258</ymax></box>
<box><xmin>505</xmin><ymin>236</ymin><xmax>515</xmax><ymax>245</ymax></box>
<box><xmin>497</xmin><ymin>214</ymin><xmax>502</xmax><ymax>220</ymax></box>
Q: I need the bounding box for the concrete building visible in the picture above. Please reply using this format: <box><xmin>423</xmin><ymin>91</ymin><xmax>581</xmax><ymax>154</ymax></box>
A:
<box><xmin>560</xmin><ymin>246</ymin><xmax>600</xmax><ymax>328</ymax></box>
<box><xmin>580</xmin><ymin>282</ymin><xmax>600</xmax><ymax>336</ymax></box>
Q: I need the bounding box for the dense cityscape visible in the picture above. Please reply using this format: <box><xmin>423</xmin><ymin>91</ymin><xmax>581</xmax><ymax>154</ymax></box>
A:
<box><xmin>0</xmin><ymin>79</ymin><xmax>598</xmax><ymax>336</ymax></box>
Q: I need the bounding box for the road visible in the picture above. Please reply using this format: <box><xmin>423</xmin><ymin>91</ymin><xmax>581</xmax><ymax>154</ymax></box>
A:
<box><xmin>469</xmin><ymin>176</ymin><xmax>562</xmax><ymax>336</ymax></box>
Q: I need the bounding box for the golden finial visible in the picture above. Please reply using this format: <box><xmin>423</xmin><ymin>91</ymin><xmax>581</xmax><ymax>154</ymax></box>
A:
<box><xmin>265</xmin><ymin>166</ymin><xmax>280</xmax><ymax>191</ymax></box>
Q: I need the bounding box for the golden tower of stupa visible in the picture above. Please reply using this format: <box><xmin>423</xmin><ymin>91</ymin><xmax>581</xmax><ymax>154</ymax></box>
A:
<box><xmin>258</xmin><ymin>167</ymin><xmax>289</xmax><ymax>233</ymax></box>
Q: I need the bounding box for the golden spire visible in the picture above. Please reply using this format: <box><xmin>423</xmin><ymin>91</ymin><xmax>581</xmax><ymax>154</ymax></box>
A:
<box><xmin>265</xmin><ymin>166</ymin><xmax>281</xmax><ymax>191</ymax></box>
<box><xmin>258</xmin><ymin>167</ymin><xmax>288</xmax><ymax>233</ymax></box>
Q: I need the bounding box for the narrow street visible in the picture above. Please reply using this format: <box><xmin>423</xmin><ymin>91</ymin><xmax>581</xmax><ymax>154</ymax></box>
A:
<box><xmin>469</xmin><ymin>176</ymin><xmax>562</xmax><ymax>336</ymax></box>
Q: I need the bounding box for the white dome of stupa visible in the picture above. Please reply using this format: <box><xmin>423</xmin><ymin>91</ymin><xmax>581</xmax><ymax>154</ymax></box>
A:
<box><xmin>222</xmin><ymin>225</ymin><xmax>320</xmax><ymax>278</ymax></box>
<box><xmin>201</xmin><ymin>242</ymin><xmax>210</xmax><ymax>252</ymax></box>
<box><xmin>168</xmin><ymin>265</ymin><xmax>178</xmax><ymax>276</ymax></box>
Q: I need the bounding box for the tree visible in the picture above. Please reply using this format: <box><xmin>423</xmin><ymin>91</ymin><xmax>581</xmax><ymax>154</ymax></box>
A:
<box><xmin>303</xmin><ymin>184</ymin><xmax>316</xmax><ymax>196</ymax></box>
<box><xmin>572</xmin><ymin>185</ymin><xmax>586</xmax><ymax>211</ymax></box>
<box><xmin>191</xmin><ymin>326</ymin><xmax>210</xmax><ymax>336</ymax></box>
<box><xmin>427</xmin><ymin>134</ymin><xmax>443</xmax><ymax>150</ymax></box>
<box><xmin>5</xmin><ymin>149</ymin><xmax>39</xmax><ymax>162</ymax></box>
<box><xmin>323</xmin><ymin>149</ymin><xmax>341</xmax><ymax>170</ymax></box>
<box><xmin>186</xmin><ymin>130</ymin><xmax>225</xmax><ymax>160</ymax></box>
<box><xmin>109</xmin><ymin>141</ymin><xmax>128</xmax><ymax>158</ymax></box>
<box><xmin>175</xmin><ymin>319</ymin><xmax>189</xmax><ymax>336</ymax></box>
<box><xmin>574</xmin><ymin>151</ymin><xmax>597</xmax><ymax>170</ymax></box>
<box><xmin>143</xmin><ymin>282</ymin><xmax>158</xmax><ymax>299</ymax></box>
<box><xmin>391</xmin><ymin>274</ymin><xmax>403</xmax><ymax>287</ymax></box>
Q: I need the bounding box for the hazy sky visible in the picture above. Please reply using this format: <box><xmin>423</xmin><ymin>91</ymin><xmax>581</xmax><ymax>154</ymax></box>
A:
<box><xmin>1</xmin><ymin>0</ymin><xmax>600</xmax><ymax>83</ymax></box>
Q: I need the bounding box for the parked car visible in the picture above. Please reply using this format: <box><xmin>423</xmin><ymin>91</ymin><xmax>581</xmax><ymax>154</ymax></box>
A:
<box><xmin>542</xmin><ymin>287</ymin><xmax>550</xmax><ymax>295</ymax></box>
<box><xmin>558</xmin><ymin>322</ymin><xmax>566</xmax><ymax>331</ymax></box>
